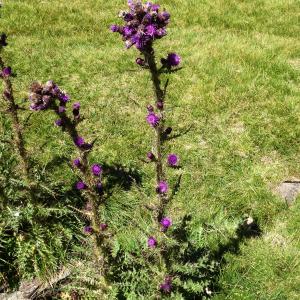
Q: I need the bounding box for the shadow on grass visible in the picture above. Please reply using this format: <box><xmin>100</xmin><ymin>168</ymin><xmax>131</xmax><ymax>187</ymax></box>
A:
<box><xmin>169</xmin><ymin>215</ymin><xmax>262</xmax><ymax>299</ymax></box>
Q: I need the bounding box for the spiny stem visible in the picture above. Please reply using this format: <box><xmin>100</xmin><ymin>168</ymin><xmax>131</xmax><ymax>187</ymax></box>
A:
<box><xmin>144</xmin><ymin>49</ymin><xmax>169</xmax><ymax>222</ymax></box>
<box><xmin>52</xmin><ymin>103</ymin><xmax>108</xmax><ymax>266</ymax></box>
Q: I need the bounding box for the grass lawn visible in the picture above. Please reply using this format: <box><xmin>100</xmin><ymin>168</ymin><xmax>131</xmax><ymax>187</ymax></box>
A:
<box><xmin>1</xmin><ymin>0</ymin><xmax>300</xmax><ymax>299</ymax></box>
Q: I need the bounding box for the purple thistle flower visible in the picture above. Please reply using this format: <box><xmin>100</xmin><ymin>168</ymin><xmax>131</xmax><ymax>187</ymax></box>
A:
<box><xmin>155</xmin><ymin>28</ymin><xmax>167</xmax><ymax>38</ymax></box>
<box><xmin>160</xmin><ymin>277</ymin><xmax>172</xmax><ymax>293</ymax></box>
<box><xmin>59</xmin><ymin>93</ymin><xmax>70</xmax><ymax>103</ymax></box>
<box><xmin>83</xmin><ymin>225</ymin><xmax>93</xmax><ymax>234</ymax></box>
<box><xmin>136</xmin><ymin>57</ymin><xmax>145</xmax><ymax>66</ymax></box>
<box><xmin>146</xmin><ymin>113</ymin><xmax>160</xmax><ymax>127</ymax></box>
<box><xmin>152</xmin><ymin>4</ymin><xmax>160</xmax><ymax>11</ymax></box>
<box><xmin>2</xmin><ymin>67</ymin><xmax>11</xmax><ymax>77</ymax></box>
<box><xmin>73</xmin><ymin>102</ymin><xmax>80</xmax><ymax>110</ymax></box>
<box><xmin>157</xmin><ymin>181</ymin><xmax>168</xmax><ymax>194</ymax></box>
<box><xmin>148</xmin><ymin>236</ymin><xmax>157</xmax><ymax>248</ymax></box>
<box><xmin>162</xmin><ymin>11</ymin><xmax>171</xmax><ymax>21</ymax></box>
<box><xmin>112</xmin><ymin>1</ymin><xmax>169</xmax><ymax>50</ymax></box>
<box><xmin>74</xmin><ymin>136</ymin><xmax>85</xmax><ymax>147</ymax></box>
<box><xmin>124</xmin><ymin>12</ymin><xmax>134</xmax><ymax>22</ymax></box>
<box><xmin>100</xmin><ymin>223</ymin><xmax>108</xmax><ymax>231</ymax></box>
<box><xmin>167</xmin><ymin>154</ymin><xmax>178</xmax><ymax>166</ymax></box>
<box><xmin>91</xmin><ymin>164</ymin><xmax>102</xmax><ymax>176</ymax></box>
<box><xmin>145</xmin><ymin>24</ymin><xmax>156</xmax><ymax>37</ymax></box>
<box><xmin>54</xmin><ymin>119</ymin><xmax>63</xmax><ymax>126</ymax></box>
<box><xmin>110</xmin><ymin>24</ymin><xmax>119</xmax><ymax>32</ymax></box>
<box><xmin>76</xmin><ymin>181</ymin><xmax>86</xmax><ymax>190</ymax></box>
<box><xmin>160</xmin><ymin>217</ymin><xmax>172</xmax><ymax>229</ymax></box>
<box><xmin>73</xmin><ymin>158</ymin><xmax>81</xmax><ymax>168</ymax></box>
<box><xmin>167</xmin><ymin>53</ymin><xmax>181</xmax><ymax>67</ymax></box>
<box><xmin>123</xmin><ymin>26</ymin><xmax>134</xmax><ymax>37</ymax></box>
<box><xmin>147</xmin><ymin>151</ymin><xmax>155</xmax><ymax>161</ymax></box>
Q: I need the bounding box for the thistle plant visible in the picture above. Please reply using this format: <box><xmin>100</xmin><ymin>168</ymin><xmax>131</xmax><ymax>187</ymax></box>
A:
<box><xmin>0</xmin><ymin>34</ymin><xmax>33</xmax><ymax>188</ymax></box>
<box><xmin>111</xmin><ymin>0</ymin><xmax>188</xmax><ymax>296</ymax></box>
<box><xmin>28</xmin><ymin>81</ymin><xmax>111</xmax><ymax>286</ymax></box>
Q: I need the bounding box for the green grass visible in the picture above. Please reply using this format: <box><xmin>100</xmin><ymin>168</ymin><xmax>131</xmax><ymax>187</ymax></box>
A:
<box><xmin>1</xmin><ymin>0</ymin><xmax>300</xmax><ymax>298</ymax></box>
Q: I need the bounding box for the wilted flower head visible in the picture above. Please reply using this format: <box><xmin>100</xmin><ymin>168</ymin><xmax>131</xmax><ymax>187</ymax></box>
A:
<box><xmin>111</xmin><ymin>1</ymin><xmax>170</xmax><ymax>51</ymax></box>
<box><xmin>157</xmin><ymin>181</ymin><xmax>168</xmax><ymax>194</ymax></box>
<box><xmin>91</xmin><ymin>164</ymin><xmax>102</xmax><ymax>176</ymax></box>
<box><xmin>146</xmin><ymin>112</ymin><xmax>160</xmax><ymax>127</ymax></box>
<box><xmin>147</xmin><ymin>236</ymin><xmax>157</xmax><ymax>248</ymax></box>
<box><xmin>167</xmin><ymin>154</ymin><xmax>178</xmax><ymax>166</ymax></box>
<box><xmin>136</xmin><ymin>57</ymin><xmax>145</xmax><ymax>66</ymax></box>
<box><xmin>28</xmin><ymin>81</ymin><xmax>70</xmax><ymax>111</ymax></box>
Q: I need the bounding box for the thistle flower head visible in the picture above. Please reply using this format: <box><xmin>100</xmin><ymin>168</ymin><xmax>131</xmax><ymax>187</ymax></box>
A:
<box><xmin>74</xmin><ymin>136</ymin><xmax>85</xmax><ymax>147</ymax></box>
<box><xmin>136</xmin><ymin>57</ymin><xmax>145</xmax><ymax>66</ymax></box>
<box><xmin>167</xmin><ymin>154</ymin><xmax>178</xmax><ymax>166</ymax></box>
<box><xmin>28</xmin><ymin>81</ymin><xmax>69</xmax><ymax>111</ymax></box>
<box><xmin>160</xmin><ymin>276</ymin><xmax>172</xmax><ymax>293</ymax></box>
<box><xmin>166</xmin><ymin>53</ymin><xmax>181</xmax><ymax>67</ymax></box>
<box><xmin>76</xmin><ymin>181</ymin><xmax>86</xmax><ymax>190</ymax></box>
<box><xmin>148</xmin><ymin>236</ymin><xmax>157</xmax><ymax>248</ymax></box>
<box><xmin>91</xmin><ymin>164</ymin><xmax>102</xmax><ymax>176</ymax></box>
<box><xmin>100</xmin><ymin>223</ymin><xmax>108</xmax><ymax>231</ymax></box>
<box><xmin>83</xmin><ymin>226</ymin><xmax>93</xmax><ymax>234</ymax></box>
<box><xmin>157</xmin><ymin>181</ymin><xmax>168</xmax><ymax>194</ymax></box>
<box><xmin>147</xmin><ymin>104</ymin><xmax>154</xmax><ymax>112</ymax></box>
<box><xmin>111</xmin><ymin>1</ymin><xmax>170</xmax><ymax>51</ymax></box>
<box><xmin>160</xmin><ymin>217</ymin><xmax>172</xmax><ymax>229</ymax></box>
<box><xmin>147</xmin><ymin>151</ymin><xmax>155</xmax><ymax>161</ymax></box>
<box><xmin>146</xmin><ymin>112</ymin><xmax>160</xmax><ymax>127</ymax></box>
<box><xmin>54</xmin><ymin>119</ymin><xmax>63</xmax><ymax>126</ymax></box>
<box><xmin>73</xmin><ymin>158</ymin><xmax>81</xmax><ymax>168</ymax></box>
<box><xmin>73</xmin><ymin>102</ymin><xmax>80</xmax><ymax>110</ymax></box>
<box><xmin>58</xmin><ymin>105</ymin><xmax>66</xmax><ymax>113</ymax></box>
<box><xmin>1</xmin><ymin>66</ymin><xmax>11</xmax><ymax>77</ymax></box>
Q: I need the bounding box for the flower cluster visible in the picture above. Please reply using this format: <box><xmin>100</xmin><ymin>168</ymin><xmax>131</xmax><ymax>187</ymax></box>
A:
<box><xmin>110</xmin><ymin>1</ymin><xmax>170</xmax><ymax>52</ymax></box>
<box><xmin>29</xmin><ymin>81</ymin><xmax>70</xmax><ymax>111</ymax></box>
